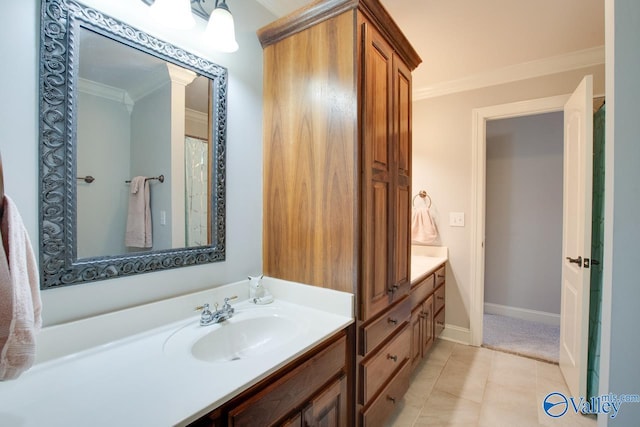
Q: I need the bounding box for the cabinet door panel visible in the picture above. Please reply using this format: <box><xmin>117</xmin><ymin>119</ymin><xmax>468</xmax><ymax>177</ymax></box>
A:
<box><xmin>391</xmin><ymin>56</ymin><xmax>412</xmax><ymax>298</ymax></box>
<box><xmin>302</xmin><ymin>375</ymin><xmax>347</xmax><ymax>427</ymax></box>
<box><xmin>228</xmin><ymin>336</ymin><xmax>346</xmax><ymax>427</ymax></box>
<box><xmin>361</xmin><ymin>21</ymin><xmax>394</xmax><ymax>320</ymax></box>
<box><xmin>421</xmin><ymin>295</ymin><xmax>434</xmax><ymax>356</ymax></box>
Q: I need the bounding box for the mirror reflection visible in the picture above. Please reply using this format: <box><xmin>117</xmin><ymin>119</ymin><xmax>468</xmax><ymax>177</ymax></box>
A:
<box><xmin>39</xmin><ymin>0</ymin><xmax>227</xmax><ymax>288</ymax></box>
<box><xmin>76</xmin><ymin>28</ymin><xmax>211</xmax><ymax>259</ymax></box>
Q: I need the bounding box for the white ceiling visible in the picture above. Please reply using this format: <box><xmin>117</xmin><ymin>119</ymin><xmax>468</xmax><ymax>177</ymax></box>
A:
<box><xmin>256</xmin><ymin>0</ymin><xmax>605</xmax><ymax>99</ymax></box>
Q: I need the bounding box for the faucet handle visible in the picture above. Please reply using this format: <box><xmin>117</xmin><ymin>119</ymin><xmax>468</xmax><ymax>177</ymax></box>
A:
<box><xmin>195</xmin><ymin>303</ymin><xmax>210</xmax><ymax>312</ymax></box>
<box><xmin>222</xmin><ymin>295</ymin><xmax>238</xmax><ymax>309</ymax></box>
<box><xmin>197</xmin><ymin>303</ymin><xmax>215</xmax><ymax>326</ymax></box>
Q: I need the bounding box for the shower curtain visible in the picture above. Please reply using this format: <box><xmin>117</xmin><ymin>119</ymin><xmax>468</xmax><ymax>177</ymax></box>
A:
<box><xmin>185</xmin><ymin>136</ymin><xmax>208</xmax><ymax>247</ymax></box>
<box><xmin>587</xmin><ymin>104</ymin><xmax>605</xmax><ymax>400</ymax></box>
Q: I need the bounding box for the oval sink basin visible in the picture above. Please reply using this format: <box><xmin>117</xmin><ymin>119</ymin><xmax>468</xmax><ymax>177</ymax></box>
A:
<box><xmin>192</xmin><ymin>315</ymin><xmax>299</xmax><ymax>363</ymax></box>
<box><xmin>163</xmin><ymin>307</ymin><xmax>307</xmax><ymax>364</ymax></box>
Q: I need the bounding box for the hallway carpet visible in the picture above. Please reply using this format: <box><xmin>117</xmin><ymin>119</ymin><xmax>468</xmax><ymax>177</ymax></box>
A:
<box><xmin>483</xmin><ymin>313</ymin><xmax>560</xmax><ymax>363</ymax></box>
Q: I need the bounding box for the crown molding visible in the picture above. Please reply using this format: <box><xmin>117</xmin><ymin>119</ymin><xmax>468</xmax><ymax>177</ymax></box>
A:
<box><xmin>78</xmin><ymin>78</ymin><xmax>134</xmax><ymax>113</ymax></box>
<box><xmin>414</xmin><ymin>46</ymin><xmax>605</xmax><ymax>101</ymax></box>
<box><xmin>185</xmin><ymin>108</ymin><xmax>208</xmax><ymax>126</ymax></box>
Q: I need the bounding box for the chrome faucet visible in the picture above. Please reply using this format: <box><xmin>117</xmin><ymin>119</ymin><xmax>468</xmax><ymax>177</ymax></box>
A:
<box><xmin>196</xmin><ymin>296</ymin><xmax>237</xmax><ymax>326</ymax></box>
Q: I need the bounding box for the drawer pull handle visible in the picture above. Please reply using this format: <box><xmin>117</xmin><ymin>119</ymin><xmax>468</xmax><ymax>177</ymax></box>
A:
<box><xmin>437</xmin><ymin>274</ymin><xmax>445</xmax><ymax>279</ymax></box>
<box><xmin>437</xmin><ymin>296</ymin><xmax>445</xmax><ymax>300</ymax></box>
<box><xmin>387</xmin><ymin>354</ymin><xmax>398</xmax><ymax>362</ymax></box>
<box><xmin>387</xmin><ymin>395</ymin><xmax>396</xmax><ymax>404</ymax></box>
<box><xmin>436</xmin><ymin>321</ymin><xmax>445</xmax><ymax>326</ymax></box>
<box><xmin>388</xmin><ymin>318</ymin><xmax>398</xmax><ymax>325</ymax></box>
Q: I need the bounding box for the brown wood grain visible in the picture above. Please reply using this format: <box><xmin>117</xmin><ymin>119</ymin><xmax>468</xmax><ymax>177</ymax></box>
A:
<box><xmin>360</xmin><ymin>20</ymin><xmax>394</xmax><ymax>320</ymax></box>
<box><xmin>360</xmin><ymin>360</ymin><xmax>411</xmax><ymax>427</ymax></box>
<box><xmin>360</xmin><ymin>297</ymin><xmax>410</xmax><ymax>355</ymax></box>
<box><xmin>227</xmin><ymin>335</ymin><xmax>346</xmax><ymax>427</ymax></box>
<box><xmin>260</xmin><ymin>4</ymin><xmax>420</xmax><ymax>425</ymax></box>
<box><xmin>303</xmin><ymin>375</ymin><xmax>348</xmax><ymax>427</ymax></box>
<box><xmin>257</xmin><ymin>0</ymin><xmax>421</xmax><ymax>71</ymax></box>
<box><xmin>360</xmin><ymin>325</ymin><xmax>410</xmax><ymax>404</ymax></box>
<box><xmin>421</xmin><ymin>295</ymin><xmax>434</xmax><ymax>357</ymax></box>
<box><xmin>410</xmin><ymin>307</ymin><xmax>422</xmax><ymax>370</ymax></box>
<box><xmin>262</xmin><ymin>11</ymin><xmax>357</xmax><ymax>294</ymax></box>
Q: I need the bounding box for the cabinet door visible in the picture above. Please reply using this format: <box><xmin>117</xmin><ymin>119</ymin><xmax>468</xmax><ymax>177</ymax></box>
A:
<box><xmin>410</xmin><ymin>306</ymin><xmax>422</xmax><ymax>370</ymax></box>
<box><xmin>421</xmin><ymin>295</ymin><xmax>434</xmax><ymax>356</ymax></box>
<box><xmin>302</xmin><ymin>375</ymin><xmax>347</xmax><ymax>427</ymax></box>
<box><xmin>391</xmin><ymin>55</ymin><xmax>412</xmax><ymax>300</ymax></box>
<box><xmin>361</xmin><ymin>20</ymin><xmax>394</xmax><ymax>321</ymax></box>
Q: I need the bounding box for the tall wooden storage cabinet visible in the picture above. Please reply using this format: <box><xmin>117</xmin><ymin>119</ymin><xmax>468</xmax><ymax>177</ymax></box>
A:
<box><xmin>258</xmin><ymin>1</ymin><xmax>421</xmax><ymax>425</ymax></box>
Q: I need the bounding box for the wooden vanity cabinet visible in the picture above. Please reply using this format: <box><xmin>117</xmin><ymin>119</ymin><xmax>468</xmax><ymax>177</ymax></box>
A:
<box><xmin>258</xmin><ymin>1</ymin><xmax>420</xmax><ymax>426</ymax></box>
<box><xmin>410</xmin><ymin>294</ymin><xmax>434</xmax><ymax>370</ymax></box>
<box><xmin>409</xmin><ymin>263</ymin><xmax>446</xmax><ymax>371</ymax></box>
<box><xmin>189</xmin><ymin>331</ymin><xmax>349</xmax><ymax>427</ymax></box>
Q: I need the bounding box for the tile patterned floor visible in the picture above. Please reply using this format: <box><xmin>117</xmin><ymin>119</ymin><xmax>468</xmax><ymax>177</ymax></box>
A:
<box><xmin>385</xmin><ymin>340</ymin><xmax>597</xmax><ymax>427</ymax></box>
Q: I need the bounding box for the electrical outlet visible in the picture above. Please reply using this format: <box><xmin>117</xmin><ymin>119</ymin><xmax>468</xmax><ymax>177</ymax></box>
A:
<box><xmin>449</xmin><ymin>212</ymin><xmax>465</xmax><ymax>227</ymax></box>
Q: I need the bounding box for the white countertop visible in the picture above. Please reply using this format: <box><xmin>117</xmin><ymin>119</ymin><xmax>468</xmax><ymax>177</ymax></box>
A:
<box><xmin>411</xmin><ymin>245</ymin><xmax>448</xmax><ymax>283</ymax></box>
<box><xmin>0</xmin><ymin>278</ymin><xmax>354</xmax><ymax>427</ymax></box>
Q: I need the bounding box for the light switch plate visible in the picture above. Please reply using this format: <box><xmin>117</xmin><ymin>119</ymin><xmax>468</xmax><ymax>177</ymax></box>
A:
<box><xmin>450</xmin><ymin>212</ymin><xmax>465</xmax><ymax>227</ymax></box>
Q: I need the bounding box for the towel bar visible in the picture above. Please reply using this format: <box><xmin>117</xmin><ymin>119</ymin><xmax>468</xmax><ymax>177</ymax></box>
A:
<box><xmin>77</xmin><ymin>176</ymin><xmax>95</xmax><ymax>183</ymax></box>
<box><xmin>412</xmin><ymin>190</ymin><xmax>432</xmax><ymax>208</ymax></box>
<box><xmin>125</xmin><ymin>175</ymin><xmax>164</xmax><ymax>184</ymax></box>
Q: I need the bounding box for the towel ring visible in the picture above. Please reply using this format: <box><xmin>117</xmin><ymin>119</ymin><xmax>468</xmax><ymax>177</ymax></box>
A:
<box><xmin>412</xmin><ymin>190</ymin><xmax>432</xmax><ymax>208</ymax></box>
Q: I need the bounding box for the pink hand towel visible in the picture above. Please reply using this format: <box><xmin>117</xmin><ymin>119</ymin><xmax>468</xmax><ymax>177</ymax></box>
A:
<box><xmin>411</xmin><ymin>206</ymin><xmax>438</xmax><ymax>245</ymax></box>
<box><xmin>125</xmin><ymin>176</ymin><xmax>152</xmax><ymax>248</ymax></box>
<box><xmin>0</xmin><ymin>195</ymin><xmax>42</xmax><ymax>380</ymax></box>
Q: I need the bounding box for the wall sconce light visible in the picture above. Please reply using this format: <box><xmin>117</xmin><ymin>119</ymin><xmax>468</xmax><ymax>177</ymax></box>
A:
<box><xmin>204</xmin><ymin>1</ymin><xmax>239</xmax><ymax>53</ymax></box>
<box><xmin>144</xmin><ymin>0</ymin><xmax>239</xmax><ymax>52</ymax></box>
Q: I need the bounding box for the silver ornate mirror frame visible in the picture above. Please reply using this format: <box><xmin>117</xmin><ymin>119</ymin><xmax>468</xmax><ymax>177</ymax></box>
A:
<box><xmin>39</xmin><ymin>0</ymin><xmax>227</xmax><ymax>289</ymax></box>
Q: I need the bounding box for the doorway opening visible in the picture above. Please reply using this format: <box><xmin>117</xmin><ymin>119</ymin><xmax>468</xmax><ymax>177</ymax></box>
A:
<box><xmin>482</xmin><ymin>112</ymin><xmax>564</xmax><ymax>363</ymax></box>
<box><xmin>469</xmin><ymin>95</ymin><xmax>570</xmax><ymax>351</ymax></box>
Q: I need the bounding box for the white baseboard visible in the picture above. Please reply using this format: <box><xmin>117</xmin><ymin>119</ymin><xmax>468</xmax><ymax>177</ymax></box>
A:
<box><xmin>440</xmin><ymin>324</ymin><xmax>471</xmax><ymax>345</ymax></box>
<box><xmin>484</xmin><ymin>302</ymin><xmax>560</xmax><ymax>326</ymax></box>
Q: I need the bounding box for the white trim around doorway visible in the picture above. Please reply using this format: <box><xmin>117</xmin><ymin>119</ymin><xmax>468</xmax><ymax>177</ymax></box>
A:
<box><xmin>469</xmin><ymin>94</ymin><xmax>570</xmax><ymax>346</ymax></box>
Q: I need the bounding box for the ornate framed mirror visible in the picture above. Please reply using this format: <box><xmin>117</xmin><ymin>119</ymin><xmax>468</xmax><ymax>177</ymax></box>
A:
<box><xmin>39</xmin><ymin>0</ymin><xmax>227</xmax><ymax>288</ymax></box>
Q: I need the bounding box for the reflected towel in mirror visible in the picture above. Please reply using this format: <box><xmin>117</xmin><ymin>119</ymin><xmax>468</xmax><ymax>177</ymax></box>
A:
<box><xmin>125</xmin><ymin>176</ymin><xmax>152</xmax><ymax>248</ymax></box>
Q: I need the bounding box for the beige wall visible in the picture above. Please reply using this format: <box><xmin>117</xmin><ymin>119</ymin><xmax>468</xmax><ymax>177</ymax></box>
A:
<box><xmin>412</xmin><ymin>64</ymin><xmax>605</xmax><ymax>334</ymax></box>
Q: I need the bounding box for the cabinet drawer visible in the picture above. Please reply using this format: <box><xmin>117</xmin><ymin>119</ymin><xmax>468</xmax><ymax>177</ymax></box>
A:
<box><xmin>361</xmin><ymin>297</ymin><xmax>410</xmax><ymax>355</ymax></box>
<box><xmin>361</xmin><ymin>325</ymin><xmax>411</xmax><ymax>404</ymax></box>
<box><xmin>434</xmin><ymin>307</ymin><xmax>445</xmax><ymax>338</ymax></box>
<box><xmin>361</xmin><ymin>359</ymin><xmax>411</xmax><ymax>427</ymax></box>
<box><xmin>434</xmin><ymin>284</ymin><xmax>445</xmax><ymax>314</ymax></box>
<box><xmin>227</xmin><ymin>334</ymin><xmax>346</xmax><ymax>427</ymax></box>
<box><xmin>410</xmin><ymin>273</ymin><xmax>434</xmax><ymax>310</ymax></box>
<box><xmin>435</xmin><ymin>265</ymin><xmax>446</xmax><ymax>287</ymax></box>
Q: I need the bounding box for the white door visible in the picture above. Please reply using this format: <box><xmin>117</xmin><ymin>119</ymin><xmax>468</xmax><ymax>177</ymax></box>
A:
<box><xmin>559</xmin><ymin>75</ymin><xmax>593</xmax><ymax>398</ymax></box>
